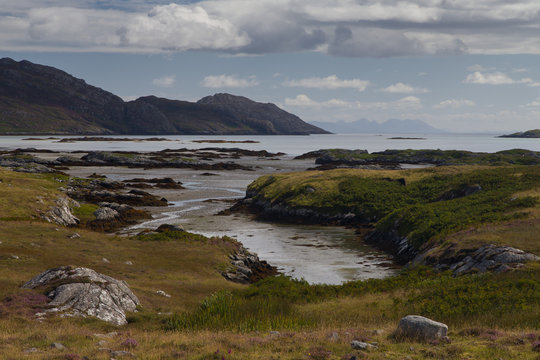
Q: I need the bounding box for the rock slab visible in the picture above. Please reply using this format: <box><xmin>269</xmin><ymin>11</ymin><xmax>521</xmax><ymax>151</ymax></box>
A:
<box><xmin>43</xmin><ymin>197</ymin><xmax>80</xmax><ymax>226</ymax></box>
<box><xmin>23</xmin><ymin>266</ymin><xmax>139</xmax><ymax>325</ymax></box>
<box><xmin>397</xmin><ymin>315</ymin><xmax>448</xmax><ymax>340</ymax></box>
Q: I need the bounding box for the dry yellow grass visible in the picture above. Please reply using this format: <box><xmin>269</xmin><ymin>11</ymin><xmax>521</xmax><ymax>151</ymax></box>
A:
<box><xmin>1</xmin><ymin>168</ymin><xmax>540</xmax><ymax>359</ymax></box>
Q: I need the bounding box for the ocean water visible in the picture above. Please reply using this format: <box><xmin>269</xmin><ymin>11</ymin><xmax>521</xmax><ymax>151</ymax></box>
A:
<box><xmin>1</xmin><ymin>133</ymin><xmax>539</xmax><ymax>155</ymax></box>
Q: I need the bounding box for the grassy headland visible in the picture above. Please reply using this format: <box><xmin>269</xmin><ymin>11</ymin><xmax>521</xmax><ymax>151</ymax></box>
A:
<box><xmin>0</xmin><ymin>167</ymin><xmax>540</xmax><ymax>359</ymax></box>
<box><xmin>246</xmin><ymin>166</ymin><xmax>540</xmax><ymax>257</ymax></box>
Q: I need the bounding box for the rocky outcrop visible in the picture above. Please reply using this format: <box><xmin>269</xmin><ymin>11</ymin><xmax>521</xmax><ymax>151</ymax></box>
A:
<box><xmin>43</xmin><ymin>197</ymin><xmax>80</xmax><ymax>227</ymax></box>
<box><xmin>396</xmin><ymin>315</ymin><xmax>448</xmax><ymax>341</ymax></box>
<box><xmin>295</xmin><ymin>148</ymin><xmax>540</xmax><ymax>167</ymax></box>
<box><xmin>86</xmin><ymin>202</ymin><xmax>151</xmax><ymax>232</ymax></box>
<box><xmin>67</xmin><ymin>184</ymin><xmax>168</xmax><ymax>208</ymax></box>
<box><xmin>58</xmin><ymin>150</ymin><xmax>252</xmax><ymax>171</ymax></box>
<box><xmin>222</xmin><ymin>246</ymin><xmax>278</xmax><ymax>284</ymax></box>
<box><xmin>0</xmin><ymin>154</ymin><xmax>57</xmax><ymax>173</ymax></box>
<box><xmin>22</xmin><ymin>266</ymin><xmax>140</xmax><ymax>325</ymax></box>
<box><xmin>425</xmin><ymin>244</ymin><xmax>540</xmax><ymax>275</ymax></box>
<box><xmin>233</xmin><ymin>197</ymin><xmax>360</xmax><ymax>225</ymax></box>
<box><xmin>364</xmin><ymin>229</ymin><xmax>418</xmax><ymax>265</ymax></box>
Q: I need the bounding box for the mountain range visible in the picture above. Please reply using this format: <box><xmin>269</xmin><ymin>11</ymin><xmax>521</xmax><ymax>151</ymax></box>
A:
<box><xmin>308</xmin><ymin>119</ymin><xmax>443</xmax><ymax>134</ymax></box>
<box><xmin>0</xmin><ymin>58</ymin><xmax>328</xmax><ymax>135</ymax></box>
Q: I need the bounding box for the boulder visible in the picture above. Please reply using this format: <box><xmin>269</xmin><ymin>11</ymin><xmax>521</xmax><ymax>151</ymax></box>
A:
<box><xmin>22</xmin><ymin>266</ymin><xmax>140</xmax><ymax>325</ymax></box>
<box><xmin>94</xmin><ymin>207</ymin><xmax>120</xmax><ymax>221</ymax></box>
<box><xmin>350</xmin><ymin>340</ymin><xmax>376</xmax><ymax>350</ymax></box>
<box><xmin>222</xmin><ymin>246</ymin><xmax>278</xmax><ymax>284</ymax></box>
<box><xmin>396</xmin><ymin>315</ymin><xmax>448</xmax><ymax>340</ymax></box>
<box><xmin>43</xmin><ymin>197</ymin><xmax>80</xmax><ymax>226</ymax></box>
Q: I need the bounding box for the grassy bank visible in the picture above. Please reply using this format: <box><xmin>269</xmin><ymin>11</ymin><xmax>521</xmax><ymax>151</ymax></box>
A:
<box><xmin>1</xmin><ymin>167</ymin><xmax>540</xmax><ymax>359</ymax></box>
<box><xmin>247</xmin><ymin>166</ymin><xmax>540</xmax><ymax>254</ymax></box>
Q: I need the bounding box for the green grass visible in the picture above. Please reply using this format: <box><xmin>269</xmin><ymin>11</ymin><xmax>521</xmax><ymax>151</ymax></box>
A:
<box><xmin>248</xmin><ymin>166</ymin><xmax>540</xmax><ymax>251</ymax></box>
<box><xmin>72</xmin><ymin>203</ymin><xmax>99</xmax><ymax>222</ymax></box>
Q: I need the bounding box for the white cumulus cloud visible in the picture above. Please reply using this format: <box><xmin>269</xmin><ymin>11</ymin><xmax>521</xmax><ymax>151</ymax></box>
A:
<box><xmin>152</xmin><ymin>75</ymin><xmax>176</xmax><ymax>88</ymax></box>
<box><xmin>284</xmin><ymin>94</ymin><xmax>351</xmax><ymax>108</ymax></box>
<box><xmin>283</xmin><ymin>75</ymin><xmax>369</xmax><ymax>91</ymax></box>
<box><xmin>525</xmin><ymin>97</ymin><xmax>540</xmax><ymax>107</ymax></box>
<box><xmin>464</xmin><ymin>71</ymin><xmax>540</xmax><ymax>86</ymax></box>
<box><xmin>433</xmin><ymin>99</ymin><xmax>476</xmax><ymax>109</ymax></box>
<box><xmin>201</xmin><ymin>74</ymin><xmax>258</xmax><ymax>88</ymax></box>
<box><xmin>123</xmin><ymin>4</ymin><xmax>250</xmax><ymax>51</ymax></box>
<box><xmin>284</xmin><ymin>94</ymin><xmax>421</xmax><ymax>111</ymax></box>
<box><xmin>380</xmin><ymin>82</ymin><xmax>429</xmax><ymax>94</ymax></box>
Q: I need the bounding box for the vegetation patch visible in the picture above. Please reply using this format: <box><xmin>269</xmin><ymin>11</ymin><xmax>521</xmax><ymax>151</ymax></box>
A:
<box><xmin>247</xmin><ymin>166</ymin><xmax>540</xmax><ymax>252</ymax></box>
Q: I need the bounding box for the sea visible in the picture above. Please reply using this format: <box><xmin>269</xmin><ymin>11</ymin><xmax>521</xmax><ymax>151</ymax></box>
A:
<box><xmin>1</xmin><ymin>133</ymin><xmax>539</xmax><ymax>155</ymax></box>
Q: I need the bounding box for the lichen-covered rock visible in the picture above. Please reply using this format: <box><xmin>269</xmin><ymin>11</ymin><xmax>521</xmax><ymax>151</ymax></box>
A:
<box><xmin>94</xmin><ymin>207</ymin><xmax>120</xmax><ymax>221</ymax></box>
<box><xmin>222</xmin><ymin>246</ymin><xmax>278</xmax><ymax>284</ymax></box>
<box><xmin>43</xmin><ymin>197</ymin><xmax>80</xmax><ymax>226</ymax></box>
<box><xmin>22</xmin><ymin>266</ymin><xmax>139</xmax><ymax>325</ymax></box>
<box><xmin>449</xmin><ymin>244</ymin><xmax>539</xmax><ymax>275</ymax></box>
<box><xmin>396</xmin><ymin>315</ymin><xmax>448</xmax><ymax>340</ymax></box>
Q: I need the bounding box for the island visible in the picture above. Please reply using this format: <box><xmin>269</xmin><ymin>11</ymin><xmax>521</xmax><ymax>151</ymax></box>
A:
<box><xmin>499</xmin><ymin>129</ymin><xmax>540</xmax><ymax>138</ymax></box>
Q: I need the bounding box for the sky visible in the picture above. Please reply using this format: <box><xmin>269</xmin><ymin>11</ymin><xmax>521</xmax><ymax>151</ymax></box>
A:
<box><xmin>1</xmin><ymin>0</ymin><xmax>540</xmax><ymax>133</ymax></box>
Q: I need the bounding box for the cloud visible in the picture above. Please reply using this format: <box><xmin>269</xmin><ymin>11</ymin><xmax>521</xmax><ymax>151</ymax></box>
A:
<box><xmin>380</xmin><ymin>82</ymin><xmax>429</xmax><ymax>94</ymax></box>
<box><xmin>433</xmin><ymin>99</ymin><xmax>476</xmax><ymax>109</ymax></box>
<box><xmin>464</xmin><ymin>71</ymin><xmax>540</xmax><ymax>86</ymax></box>
<box><xmin>4</xmin><ymin>1</ymin><xmax>540</xmax><ymax>56</ymax></box>
<box><xmin>201</xmin><ymin>74</ymin><xmax>258</xmax><ymax>88</ymax></box>
<box><xmin>283</xmin><ymin>75</ymin><xmax>369</xmax><ymax>91</ymax></box>
<box><xmin>122</xmin><ymin>4</ymin><xmax>250</xmax><ymax>51</ymax></box>
<box><xmin>525</xmin><ymin>98</ymin><xmax>540</xmax><ymax>107</ymax></box>
<box><xmin>467</xmin><ymin>64</ymin><xmax>493</xmax><ymax>72</ymax></box>
<box><xmin>284</xmin><ymin>94</ymin><xmax>351</xmax><ymax>108</ymax></box>
<box><xmin>355</xmin><ymin>96</ymin><xmax>422</xmax><ymax>111</ymax></box>
<box><xmin>152</xmin><ymin>75</ymin><xmax>176</xmax><ymax>88</ymax></box>
<box><xmin>284</xmin><ymin>94</ymin><xmax>421</xmax><ymax>111</ymax></box>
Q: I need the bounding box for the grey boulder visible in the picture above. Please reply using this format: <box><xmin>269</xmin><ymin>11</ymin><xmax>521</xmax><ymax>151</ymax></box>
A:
<box><xmin>23</xmin><ymin>266</ymin><xmax>139</xmax><ymax>325</ymax></box>
<box><xmin>396</xmin><ymin>315</ymin><xmax>448</xmax><ymax>340</ymax></box>
<box><xmin>94</xmin><ymin>206</ymin><xmax>120</xmax><ymax>221</ymax></box>
<box><xmin>43</xmin><ymin>197</ymin><xmax>80</xmax><ymax>226</ymax></box>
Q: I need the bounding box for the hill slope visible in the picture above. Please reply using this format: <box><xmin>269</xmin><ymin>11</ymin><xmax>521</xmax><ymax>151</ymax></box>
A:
<box><xmin>0</xmin><ymin>58</ymin><xmax>328</xmax><ymax>135</ymax></box>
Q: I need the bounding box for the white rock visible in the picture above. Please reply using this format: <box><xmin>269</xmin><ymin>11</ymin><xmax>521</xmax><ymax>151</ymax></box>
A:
<box><xmin>397</xmin><ymin>315</ymin><xmax>448</xmax><ymax>340</ymax></box>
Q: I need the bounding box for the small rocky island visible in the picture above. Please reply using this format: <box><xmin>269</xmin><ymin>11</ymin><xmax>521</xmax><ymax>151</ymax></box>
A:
<box><xmin>499</xmin><ymin>129</ymin><xmax>540</xmax><ymax>138</ymax></box>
